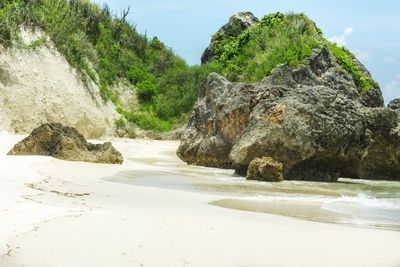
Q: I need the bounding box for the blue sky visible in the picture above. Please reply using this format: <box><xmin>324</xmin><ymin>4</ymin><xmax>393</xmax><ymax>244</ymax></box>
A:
<box><xmin>100</xmin><ymin>0</ymin><xmax>400</xmax><ymax>103</ymax></box>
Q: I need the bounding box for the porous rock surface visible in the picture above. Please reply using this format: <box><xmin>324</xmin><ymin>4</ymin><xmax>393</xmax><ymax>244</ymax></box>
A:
<box><xmin>388</xmin><ymin>98</ymin><xmax>400</xmax><ymax>110</ymax></box>
<box><xmin>247</xmin><ymin>157</ymin><xmax>284</xmax><ymax>182</ymax></box>
<box><xmin>8</xmin><ymin>123</ymin><xmax>123</xmax><ymax>164</ymax></box>
<box><xmin>177</xmin><ymin>46</ymin><xmax>400</xmax><ymax>182</ymax></box>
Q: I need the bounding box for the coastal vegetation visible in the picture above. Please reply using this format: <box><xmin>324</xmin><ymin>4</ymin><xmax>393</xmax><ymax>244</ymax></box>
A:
<box><xmin>208</xmin><ymin>12</ymin><xmax>377</xmax><ymax>93</ymax></box>
<box><xmin>0</xmin><ymin>0</ymin><xmax>217</xmax><ymax>132</ymax></box>
<box><xmin>0</xmin><ymin>1</ymin><xmax>376</xmax><ymax>131</ymax></box>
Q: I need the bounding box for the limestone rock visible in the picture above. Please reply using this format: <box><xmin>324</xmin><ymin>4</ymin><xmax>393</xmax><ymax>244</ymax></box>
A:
<box><xmin>247</xmin><ymin>157</ymin><xmax>284</xmax><ymax>182</ymax></box>
<box><xmin>178</xmin><ymin>47</ymin><xmax>400</xmax><ymax>182</ymax></box>
<box><xmin>8</xmin><ymin>123</ymin><xmax>123</xmax><ymax>164</ymax></box>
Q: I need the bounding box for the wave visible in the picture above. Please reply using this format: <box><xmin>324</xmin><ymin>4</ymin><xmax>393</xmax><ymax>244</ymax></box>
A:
<box><xmin>231</xmin><ymin>193</ymin><xmax>400</xmax><ymax>210</ymax></box>
<box><xmin>325</xmin><ymin>193</ymin><xmax>400</xmax><ymax>209</ymax></box>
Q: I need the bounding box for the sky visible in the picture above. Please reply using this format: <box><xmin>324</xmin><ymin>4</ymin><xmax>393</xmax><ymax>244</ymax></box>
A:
<box><xmin>100</xmin><ymin>0</ymin><xmax>400</xmax><ymax>103</ymax></box>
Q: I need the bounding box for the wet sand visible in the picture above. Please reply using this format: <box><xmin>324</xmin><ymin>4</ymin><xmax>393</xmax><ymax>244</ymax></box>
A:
<box><xmin>107</xmin><ymin>165</ymin><xmax>400</xmax><ymax>231</ymax></box>
<box><xmin>1</xmin><ymin>134</ymin><xmax>400</xmax><ymax>267</ymax></box>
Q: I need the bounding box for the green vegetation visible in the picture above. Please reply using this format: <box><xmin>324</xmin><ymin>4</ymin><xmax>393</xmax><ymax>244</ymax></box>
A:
<box><xmin>209</xmin><ymin>12</ymin><xmax>377</xmax><ymax>93</ymax></box>
<box><xmin>0</xmin><ymin>0</ymin><xmax>217</xmax><ymax>132</ymax></box>
<box><xmin>0</xmin><ymin>3</ymin><xmax>377</xmax><ymax>132</ymax></box>
<box><xmin>210</xmin><ymin>13</ymin><xmax>323</xmax><ymax>82</ymax></box>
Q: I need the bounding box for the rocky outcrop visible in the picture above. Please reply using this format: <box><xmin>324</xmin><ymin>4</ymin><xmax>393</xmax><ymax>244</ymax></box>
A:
<box><xmin>201</xmin><ymin>12</ymin><xmax>259</xmax><ymax>64</ymax></box>
<box><xmin>388</xmin><ymin>98</ymin><xmax>400</xmax><ymax>110</ymax></box>
<box><xmin>178</xmin><ymin>46</ymin><xmax>399</xmax><ymax>182</ymax></box>
<box><xmin>8</xmin><ymin>123</ymin><xmax>123</xmax><ymax>164</ymax></box>
<box><xmin>247</xmin><ymin>157</ymin><xmax>284</xmax><ymax>182</ymax></box>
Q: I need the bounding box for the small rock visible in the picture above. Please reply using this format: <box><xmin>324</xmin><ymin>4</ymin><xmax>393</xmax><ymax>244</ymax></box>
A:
<box><xmin>8</xmin><ymin>123</ymin><xmax>123</xmax><ymax>164</ymax></box>
<box><xmin>247</xmin><ymin>157</ymin><xmax>284</xmax><ymax>182</ymax></box>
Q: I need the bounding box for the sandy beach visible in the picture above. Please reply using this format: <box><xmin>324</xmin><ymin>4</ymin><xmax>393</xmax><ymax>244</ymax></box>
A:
<box><xmin>1</xmin><ymin>134</ymin><xmax>400</xmax><ymax>267</ymax></box>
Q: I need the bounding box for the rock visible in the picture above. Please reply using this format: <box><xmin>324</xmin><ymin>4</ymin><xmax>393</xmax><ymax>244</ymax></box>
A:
<box><xmin>247</xmin><ymin>157</ymin><xmax>284</xmax><ymax>182</ymax></box>
<box><xmin>352</xmin><ymin>58</ymin><xmax>384</xmax><ymax>108</ymax></box>
<box><xmin>358</xmin><ymin>108</ymin><xmax>400</xmax><ymax>180</ymax></box>
<box><xmin>201</xmin><ymin>12</ymin><xmax>259</xmax><ymax>64</ymax></box>
<box><xmin>178</xmin><ymin>46</ymin><xmax>400</xmax><ymax>182</ymax></box>
<box><xmin>388</xmin><ymin>98</ymin><xmax>400</xmax><ymax>110</ymax></box>
<box><xmin>8</xmin><ymin>123</ymin><xmax>123</xmax><ymax>164</ymax></box>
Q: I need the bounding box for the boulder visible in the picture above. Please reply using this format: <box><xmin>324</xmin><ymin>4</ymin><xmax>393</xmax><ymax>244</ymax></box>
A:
<box><xmin>201</xmin><ymin>12</ymin><xmax>259</xmax><ymax>64</ymax></box>
<box><xmin>247</xmin><ymin>157</ymin><xmax>284</xmax><ymax>182</ymax></box>
<box><xmin>8</xmin><ymin>123</ymin><xmax>123</xmax><ymax>164</ymax></box>
<box><xmin>178</xmin><ymin>47</ymin><xmax>400</xmax><ymax>182</ymax></box>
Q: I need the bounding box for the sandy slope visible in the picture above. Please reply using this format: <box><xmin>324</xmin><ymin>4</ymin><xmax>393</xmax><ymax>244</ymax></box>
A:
<box><xmin>0</xmin><ymin>30</ymin><xmax>118</xmax><ymax>138</ymax></box>
<box><xmin>0</xmin><ymin>134</ymin><xmax>399</xmax><ymax>267</ymax></box>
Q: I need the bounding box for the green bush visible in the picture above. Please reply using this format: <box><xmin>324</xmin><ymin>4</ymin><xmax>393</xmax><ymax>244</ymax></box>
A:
<box><xmin>137</xmin><ymin>79</ymin><xmax>157</xmax><ymax>103</ymax></box>
<box><xmin>209</xmin><ymin>12</ymin><xmax>376</xmax><ymax>93</ymax></box>
<box><xmin>125</xmin><ymin>111</ymin><xmax>174</xmax><ymax>132</ymax></box>
<box><xmin>211</xmin><ymin>13</ymin><xmax>323</xmax><ymax>82</ymax></box>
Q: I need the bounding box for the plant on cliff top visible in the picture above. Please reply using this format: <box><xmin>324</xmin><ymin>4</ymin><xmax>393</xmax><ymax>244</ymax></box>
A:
<box><xmin>210</xmin><ymin>13</ymin><xmax>323</xmax><ymax>82</ymax></box>
<box><xmin>208</xmin><ymin>12</ymin><xmax>377</xmax><ymax>93</ymax></box>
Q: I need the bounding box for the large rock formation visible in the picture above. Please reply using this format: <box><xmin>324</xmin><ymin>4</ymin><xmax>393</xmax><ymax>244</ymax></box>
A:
<box><xmin>8</xmin><ymin>123</ymin><xmax>123</xmax><ymax>164</ymax></box>
<box><xmin>201</xmin><ymin>12</ymin><xmax>259</xmax><ymax>64</ymax></box>
<box><xmin>177</xmin><ymin>46</ymin><xmax>400</xmax><ymax>182</ymax></box>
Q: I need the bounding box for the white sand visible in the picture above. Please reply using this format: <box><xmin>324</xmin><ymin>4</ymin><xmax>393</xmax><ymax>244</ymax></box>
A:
<box><xmin>0</xmin><ymin>134</ymin><xmax>400</xmax><ymax>267</ymax></box>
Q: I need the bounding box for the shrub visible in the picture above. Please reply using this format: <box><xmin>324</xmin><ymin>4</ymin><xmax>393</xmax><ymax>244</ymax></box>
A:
<box><xmin>211</xmin><ymin>13</ymin><xmax>323</xmax><ymax>82</ymax></box>
<box><xmin>137</xmin><ymin>79</ymin><xmax>157</xmax><ymax>103</ymax></box>
<box><xmin>209</xmin><ymin>12</ymin><xmax>375</xmax><ymax>94</ymax></box>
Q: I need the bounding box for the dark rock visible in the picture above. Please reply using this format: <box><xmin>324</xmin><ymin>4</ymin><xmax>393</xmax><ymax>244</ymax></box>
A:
<box><xmin>178</xmin><ymin>47</ymin><xmax>400</xmax><ymax>182</ymax></box>
<box><xmin>247</xmin><ymin>157</ymin><xmax>284</xmax><ymax>182</ymax></box>
<box><xmin>353</xmin><ymin>58</ymin><xmax>384</xmax><ymax>108</ymax></box>
<box><xmin>8</xmin><ymin>123</ymin><xmax>123</xmax><ymax>164</ymax></box>
<box><xmin>201</xmin><ymin>12</ymin><xmax>259</xmax><ymax>64</ymax></box>
<box><xmin>388</xmin><ymin>98</ymin><xmax>400</xmax><ymax>110</ymax></box>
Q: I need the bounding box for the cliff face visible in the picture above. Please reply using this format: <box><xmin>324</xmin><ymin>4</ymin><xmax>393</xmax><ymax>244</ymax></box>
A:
<box><xmin>178</xmin><ymin>45</ymin><xmax>400</xmax><ymax>182</ymax></box>
<box><xmin>0</xmin><ymin>30</ymin><xmax>118</xmax><ymax>138</ymax></box>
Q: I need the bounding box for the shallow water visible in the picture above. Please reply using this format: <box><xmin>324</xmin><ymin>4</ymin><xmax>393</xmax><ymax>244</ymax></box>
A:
<box><xmin>105</xmin><ymin>156</ymin><xmax>400</xmax><ymax>231</ymax></box>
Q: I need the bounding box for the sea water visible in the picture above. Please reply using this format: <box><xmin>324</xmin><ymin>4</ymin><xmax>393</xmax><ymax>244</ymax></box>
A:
<box><xmin>106</xmin><ymin>157</ymin><xmax>400</xmax><ymax>231</ymax></box>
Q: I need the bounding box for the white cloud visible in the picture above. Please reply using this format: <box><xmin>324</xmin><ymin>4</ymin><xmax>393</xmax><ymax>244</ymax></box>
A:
<box><xmin>329</xmin><ymin>27</ymin><xmax>354</xmax><ymax>46</ymax></box>
<box><xmin>384</xmin><ymin>74</ymin><xmax>400</xmax><ymax>101</ymax></box>
<box><xmin>329</xmin><ymin>27</ymin><xmax>371</xmax><ymax>63</ymax></box>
